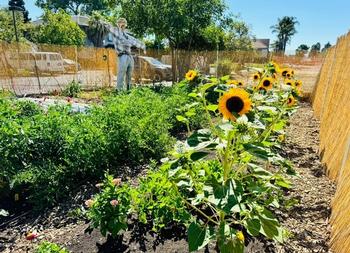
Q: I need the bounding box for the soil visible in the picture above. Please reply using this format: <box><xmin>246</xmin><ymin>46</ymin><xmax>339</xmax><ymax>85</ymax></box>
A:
<box><xmin>272</xmin><ymin>102</ymin><xmax>336</xmax><ymax>253</ymax></box>
<box><xmin>0</xmin><ymin>102</ymin><xmax>335</xmax><ymax>253</ymax></box>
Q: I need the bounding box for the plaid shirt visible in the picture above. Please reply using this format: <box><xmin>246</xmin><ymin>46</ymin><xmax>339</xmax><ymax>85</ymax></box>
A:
<box><xmin>107</xmin><ymin>25</ymin><xmax>145</xmax><ymax>55</ymax></box>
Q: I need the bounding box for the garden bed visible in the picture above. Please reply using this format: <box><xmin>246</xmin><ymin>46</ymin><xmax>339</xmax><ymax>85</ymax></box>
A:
<box><xmin>0</xmin><ymin>102</ymin><xmax>335</xmax><ymax>253</ymax></box>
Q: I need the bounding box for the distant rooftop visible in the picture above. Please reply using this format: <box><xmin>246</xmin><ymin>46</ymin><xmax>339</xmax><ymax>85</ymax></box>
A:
<box><xmin>32</xmin><ymin>15</ymin><xmax>90</xmax><ymax>26</ymax></box>
<box><xmin>253</xmin><ymin>39</ymin><xmax>270</xmax><ymax>50</ymax></box>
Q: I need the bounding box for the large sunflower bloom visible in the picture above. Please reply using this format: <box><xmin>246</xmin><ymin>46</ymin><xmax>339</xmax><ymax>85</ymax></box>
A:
<box><xmin>260</xmin><ymin>77</ymin><xmax>274</xmax><ymax>90</ymax></box>
<box><xmin>218</xmin><ymin>88</ymin><xmax>252</xmax><ymax>121</ymax></box>
<box><xmin>185</xmin><ymin>70</ymin><xmax>198</xmax><ymax>81</ymax></box>
<box><xmin>287</xmin><ymin>96</ymin><xmax>296</xmax><ymax>107</ymax></box>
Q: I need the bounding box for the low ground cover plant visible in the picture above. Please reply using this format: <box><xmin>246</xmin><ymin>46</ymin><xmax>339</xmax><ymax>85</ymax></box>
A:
<box><xmin>86</xmin><ymin>62</ymin><xmax>303</xmax><ymax>252</ymax></box>
<box><xmin>35</xmin><ymin>241</ymin><xmax>70</xmax><ymax>253</ymax></box>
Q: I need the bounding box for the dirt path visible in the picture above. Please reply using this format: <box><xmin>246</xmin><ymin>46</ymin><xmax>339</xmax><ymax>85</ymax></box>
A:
<box><xmin>273</xmin><ymin>102</ymin><xmax>336</xmax><ymax>253</ymax></box>
<box><xmin>0</xmin><ymin>102</ymin><xmax>335</xmax><ymax>253</ymax></box>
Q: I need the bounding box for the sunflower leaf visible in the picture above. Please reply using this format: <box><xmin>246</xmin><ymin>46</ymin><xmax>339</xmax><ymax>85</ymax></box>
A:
<box><xmin>200</xmin><ymin>83</ymin><xmax>217</xmax><ymax>92</ymax></box>
<box><xmin>176</xmin><ymin>115</ymin><xmax>189</xmax><ymax>123</ymax></box>
<box><xmin>206</xmin><ymin>104</ymin><xmax>218</xmax><ymax>112</ymax></box>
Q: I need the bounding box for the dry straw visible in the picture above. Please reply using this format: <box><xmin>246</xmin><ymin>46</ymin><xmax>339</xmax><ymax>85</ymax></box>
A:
<box><xmin>312</xmin><ymin>31</ymin><xmax>350</xmax><ymax>253</ymax></box>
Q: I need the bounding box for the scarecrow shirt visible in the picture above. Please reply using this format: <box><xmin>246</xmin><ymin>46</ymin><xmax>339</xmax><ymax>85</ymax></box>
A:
<box><xmin>107</xmin><ymin>26</ymin><xmax>145</xmax><ymax>55</ymax></box>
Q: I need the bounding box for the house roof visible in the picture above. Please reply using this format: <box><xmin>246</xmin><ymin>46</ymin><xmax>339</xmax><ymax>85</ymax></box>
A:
<box><xmin>32</xmin><ymin>15</ymin><xmax>91</xmax><ymax>27</ymax></box>
<box><xmin>253</xmin><ymin>39</ymin><xmax>270</xmax><ymax>50</ymax></box>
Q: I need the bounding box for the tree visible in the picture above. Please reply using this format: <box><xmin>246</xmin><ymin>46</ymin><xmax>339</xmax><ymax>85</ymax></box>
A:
<box><xmin>31</xmin><ymin>10</ymin><xmax>86</xmax><ymax>46</ymax></box>
<box><xmin>223</xmin><ymin>18</ymin><xmax>253</xmax><ymax>51</ymax></box>
<box><xmin>8</xmin><ymin>0</ymin><xmax>29</xmax><ymax>22</ymax></box>
<box><xmin>271</xmin><ymin>16</ymin><xmax>299</xmax><ymax>54</ymax></box>
<box><xmin>0</xmin><ymin>8</ymin><xmax>32</xmax><ymax>42</ymax></box>
<box><xmin>144</xmin><ymin>37</ymin><xmax>166</xmax><ymax>50</ymax></box>
<box><xmin>322</xmin><ymin>42</ymin><xmax>332</xmax><ymax>52</ymax></box>
<box><xmin>35</xmin><ymin>0</ymin><xmax>116</xmax><ymax>15</ymax></box>
<box><xmin>176</xmin><ymin>24</ymin><xmax>226</xmax><ymax>51</ymax></box>
<box><xmin>119</xmin><ymin>0</ymin><xmax>226</xmax><ymax>80</ymax></box>
<box><xmin>119</xmin><ymin>0</ymin><xmax>225</xmax><ymax>48</ymax></box>
<box><xmin>295</xmin><ymin>44</ymin><xmax>309</xmax><ymax>56</ymax></box>
<box><xmin>309</xmin><ymin>42</ymin><xmax>321</xmax><ymax>56</ymax></box>
<box><xmin>8</xmin><ymin>0</ymin><xmax>24</xmax><ymax>11</ymax></box>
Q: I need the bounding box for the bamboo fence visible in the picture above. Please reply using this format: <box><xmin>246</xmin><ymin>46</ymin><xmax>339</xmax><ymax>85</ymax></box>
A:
<box><xmin>312</xmin><ymin>31</ymin><xmax>350</xmax><ymax>253</ymax></box>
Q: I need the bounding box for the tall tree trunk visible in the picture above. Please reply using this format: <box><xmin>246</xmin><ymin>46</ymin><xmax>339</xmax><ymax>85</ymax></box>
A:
<box><xmin>171</xmin><ymin>44</ymin><xmax>176</xmax><ymax>84</ymax></box>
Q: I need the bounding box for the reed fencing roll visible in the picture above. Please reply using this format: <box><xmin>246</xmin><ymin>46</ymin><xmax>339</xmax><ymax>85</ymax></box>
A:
<box><xmin>312</xmin><ymin>31</ymin><xmax>350</xmax><ymax>253</ymax></box>
<box><xmin>0</xmin><ymin>41</ymin><xmax>324</xmax><ymax>96</ymax></box>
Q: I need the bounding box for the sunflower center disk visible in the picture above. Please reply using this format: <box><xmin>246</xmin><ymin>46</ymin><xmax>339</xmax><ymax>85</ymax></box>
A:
<box><xmin>226</xmin><ymin>96</ymin><xmax>244</xmax><ymax>113</ymax></box>
<box><xmin>263</xmin><ymin>80</ymin><xmax>271</xmax><ymax>87</ymax></box>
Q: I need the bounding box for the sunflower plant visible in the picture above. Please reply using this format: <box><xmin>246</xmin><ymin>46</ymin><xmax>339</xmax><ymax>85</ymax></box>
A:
<box><xmin>86</xmin><ymin>62</ymin><xmax>301</xmax><ymax>252</ymax></box>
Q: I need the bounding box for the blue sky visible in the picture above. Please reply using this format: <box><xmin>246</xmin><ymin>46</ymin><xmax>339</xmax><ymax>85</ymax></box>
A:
<box><xmin>1</xmin><ymin>0</ymin><xmax>349</xmax><ymax>52</ymax></box>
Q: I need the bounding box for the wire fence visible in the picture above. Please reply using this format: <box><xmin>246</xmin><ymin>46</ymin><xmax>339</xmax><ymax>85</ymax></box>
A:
<box><xmin>0</xmin><ymin>41</ymin><xmax>324</xmax><ymax>96</ymax></box>
<box><xmin>312</xmin><ymin>31</ymin><xmax>350</xmax><ymax>253</ymax></box>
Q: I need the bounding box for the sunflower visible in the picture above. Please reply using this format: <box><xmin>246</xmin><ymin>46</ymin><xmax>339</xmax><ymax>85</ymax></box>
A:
<box><xmin>294</xmin><ymin>80</ymin><xmax>302</xmax><ymax>88</ymax></box>
<box><xmin>218</xmin><ymin>88</ymin><xmax>252</xmax><ymax>121</ymax></box>
<box><xmin>260</xmin><ymin>77</ymin><xmax>274</xmax><ymax>90</ymax></box>
<box><xmin>237</xmin><ymin>80</ymin><xmax>244</xmax><ymax>86</ymax></box>
<box><xmin>185</xmin><ymin>70</ymin><xmax>198</xmax><ymax>81</ymax></box>
<box><xmin>280</xmin><ymin>68</ymin><xmax>291</xmax><ymax>78</ymax></box>
<box><xmin>272</xmin><ymin>73</ymin><xmax>278</xmax><ymax>80</ymax></box>
<box><xmin>253</xmin><ymin>72</ymin><xmax>261</xmax><ymax>81</ymax></box>
<box><xmin>226</xmin><ymin>80</ymin><xmax>238</xmax><ymax>85</ymax></box>
<box><xmin>287</xmin><ymin>96</ymin><xmax>296</xmax><ymax>107</ymax></box>
<box><xmin>284</xmin><ymin>79</ymin><xmax>295</xmax><ymax>87</ymax></box>
<box><xmin>295</xmin><ymin>88</ymin><xmax>303</xmax><ymax>97</ymax></box>
<box><xmin>270</xmin><ymin>61</ymin><xmax>281</xmax><ymax>73</ymax></box>
<box><xmin>286</xmin><ymin>71</ymin><xmax>294</xmax><ymax>79</ymax></box>
<box><xmin>278</xmin><ymin>134</ymin><xmax>285</xmax><ymax>142</ymax></box>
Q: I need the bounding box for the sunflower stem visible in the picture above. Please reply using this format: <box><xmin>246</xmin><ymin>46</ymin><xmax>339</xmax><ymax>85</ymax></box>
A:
<box><xmin>223</xmin><ymin>131</ymin><xmax>234</xmax><ymax>183</ymax></box>
<box><xmin>171</xmin><ymin>182</ymin><xmax>219</xmax><ymax>225</ymax></box>
<box><xmin>200</xmin><ymin>90</ymin><xmax>216</xmax><ymax>133</ymax></box>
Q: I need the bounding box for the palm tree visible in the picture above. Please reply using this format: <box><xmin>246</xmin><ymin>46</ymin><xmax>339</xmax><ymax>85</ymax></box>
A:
<box><xmin>271</xmin><ymin>16</ymin><xmax>299</xmax><ymax>54</ymax></box>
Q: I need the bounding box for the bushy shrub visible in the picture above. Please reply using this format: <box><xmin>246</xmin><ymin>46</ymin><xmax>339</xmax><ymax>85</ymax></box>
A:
<box><xmin>61</xmin><ymin>81</ymin><xmax>81</xmax><ymax>98</ymax></box>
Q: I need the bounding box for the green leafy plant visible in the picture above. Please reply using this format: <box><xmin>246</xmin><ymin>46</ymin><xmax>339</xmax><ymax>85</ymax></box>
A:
<box><xmin>86</xmin><ymin>174</ymin><xmax>131</xmax><ymax>237</ymax></box>
<box><xmin>0</xmin><ymin>87</ymin><xmax>204</xmax><ymax>209</ymax></box>
<box><xmin>35</xmin><ymin>241</ymin><xmax>70</xmax><ymax>253</ymax></box>
<box><xmin>61</xmin><ymin>80</ymin><xmax>81</xmax><ymax>98</ymax></box>
<box><xmin>86</xmin><ymin>62</ymin><xmax>301</xmax><ymax>252</ymax></box>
